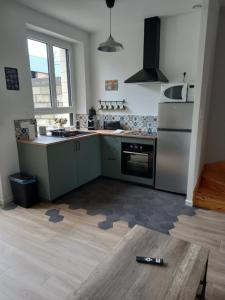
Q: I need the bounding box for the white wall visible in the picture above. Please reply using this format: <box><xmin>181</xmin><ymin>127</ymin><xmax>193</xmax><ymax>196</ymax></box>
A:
<box><xmin>90</xmin><ymin>11</ymin><xmax>201</xmax><ymax>116</ymax></box>
<box><xmin>0</xmin><ymin>0</ymin><xmax>90</xmax><ymax>205</ymax></box>
<box><xmin>186</xmin><ymin>0</ymin><xmax>220</xmax><ymax>205</ymax></box>
<box><xmin>206</xmin><ymin>7</ymin><xmax>225</xmax><ymax>163</ymax></box>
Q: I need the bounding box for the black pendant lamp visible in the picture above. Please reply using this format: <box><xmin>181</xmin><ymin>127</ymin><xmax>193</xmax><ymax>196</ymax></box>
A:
<box><xmin>98</xmin><ymin>0</ymin><xmax>124</xmax><ymax>52</ymax></box>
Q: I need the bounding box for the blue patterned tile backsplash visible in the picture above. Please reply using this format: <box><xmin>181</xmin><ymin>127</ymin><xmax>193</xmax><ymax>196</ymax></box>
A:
<box><xmin>14</xmin><ymin>119</ymin><xmax>37</xmax><ymax>140</ymax></box>
<box><xmin>76</xmin><ymin>114</ymin><xmax>158</xmax><ymax>132</ymax></box>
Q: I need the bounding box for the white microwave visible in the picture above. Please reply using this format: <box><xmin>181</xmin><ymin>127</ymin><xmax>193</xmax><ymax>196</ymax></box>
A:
<box><xmin>161</xmin><ymin>83</ymin><xmax>188</xmax><ymax>103</ymax></box>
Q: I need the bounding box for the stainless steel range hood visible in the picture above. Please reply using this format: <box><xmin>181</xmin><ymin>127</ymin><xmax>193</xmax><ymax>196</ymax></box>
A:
<box><xmin>124</xmin><ymin>17</ymin><xmax>168</xmax><ymax>83</ymax></box>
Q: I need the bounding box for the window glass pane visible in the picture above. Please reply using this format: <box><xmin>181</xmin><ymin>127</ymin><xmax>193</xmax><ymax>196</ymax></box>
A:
<box><xmin>53</xmin><ymin>46</ymin><xmax>70</xmax><ymax>107</ymax></box>
<box><xmin>35</xmin><ymin>113</ymin><xmax>73</xmax><ymax>131</ymax></box>
<box><xmin>27</xmin><ymin>39</ymin><xmax>52</xmax><ymax>108</ymax></box>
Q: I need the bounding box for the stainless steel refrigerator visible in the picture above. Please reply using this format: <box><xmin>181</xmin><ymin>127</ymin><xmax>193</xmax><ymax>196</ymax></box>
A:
<box><xmin>155</xmin><ymin>103</ymin><xmax>193</xmax><ymax>194</ymax></box>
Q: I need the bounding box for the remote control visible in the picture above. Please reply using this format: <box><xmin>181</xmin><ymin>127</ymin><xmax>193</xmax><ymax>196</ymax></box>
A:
<box><xmin>136</xmin><ymin>256</ymin><xmax>164</xmax><ymax>266</ymax></box>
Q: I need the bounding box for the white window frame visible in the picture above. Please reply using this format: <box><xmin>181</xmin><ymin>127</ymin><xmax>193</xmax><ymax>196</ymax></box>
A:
<box><xmin>27</xmin><ymin>30</ymin><xmax>75</xmax><ymax>122</ymax></box>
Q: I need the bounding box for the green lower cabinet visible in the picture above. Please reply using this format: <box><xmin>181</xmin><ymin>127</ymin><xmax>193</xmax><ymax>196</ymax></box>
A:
<box><xmin>17</xmin><ymin>143</ymin><xmax>51</xmax><ymax>200</ymax></box>
<box><xmin>47</xmin><ymin>136</ymin><xmax>101</xmax><ymax>198</ymax></box>
<box><xmin>101</xmin><ymin>136</ymin><xmax>121</xmax><ymax>179</ymax></box>
<box><xmin>17</xmin><ymin>136</ymin><xmax>101</xmax><ymax>201</ymax></box>
<box><xmin>101</xmin><ymin>136</ymin><xmax>155</xmax><ymax>187</ymax></box>
<box><xmin>47</xmin><ymin>141</ymin><xmax>78</xmax><ymax>200</ymax></box>
<box><xmin>17</xmin><ymin>134</ymin><xmax>155</xmax><ymax>201</ymax></box>
<box><xmin>77</xmin><ymin>135</ymin><xmax>101</xmax><ymax>187</ymax></box>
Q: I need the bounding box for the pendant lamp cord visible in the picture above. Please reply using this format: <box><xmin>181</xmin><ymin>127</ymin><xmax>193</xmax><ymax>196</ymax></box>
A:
<box><xmin>110</xmin><ymin>7</ymin><xmax>112</xmax><ymax>36</ymax></box>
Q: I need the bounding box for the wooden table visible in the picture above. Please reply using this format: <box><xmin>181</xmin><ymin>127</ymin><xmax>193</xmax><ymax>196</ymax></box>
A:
<box><xmin>68</xmin><ymin>226</ymin><xmax>209</xmax><ymax>300</ymax></box>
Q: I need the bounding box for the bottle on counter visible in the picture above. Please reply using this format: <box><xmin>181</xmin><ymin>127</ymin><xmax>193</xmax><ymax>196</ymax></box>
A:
<box><xmin>76</xmin><ymin>120</ymin><xmax>80</xmax><ymax>130</ymax></box>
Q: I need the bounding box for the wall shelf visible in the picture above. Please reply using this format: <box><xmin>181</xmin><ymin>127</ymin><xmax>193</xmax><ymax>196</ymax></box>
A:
<box><xmin>98</xmin><ymin>99</ymin><xmax>126</xmax><ymax>111</ymax></box>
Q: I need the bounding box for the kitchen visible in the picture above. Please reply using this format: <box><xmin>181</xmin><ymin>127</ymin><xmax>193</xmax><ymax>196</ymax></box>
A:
<box><xmin>15</xmin><ymin>8</ymin><xmax>199</xmax><ymax>201</ymax></box>
<box><xmin>0</xmin><ymin>0</ymin><xmax>225</xmax><ymax>299</ymax></box>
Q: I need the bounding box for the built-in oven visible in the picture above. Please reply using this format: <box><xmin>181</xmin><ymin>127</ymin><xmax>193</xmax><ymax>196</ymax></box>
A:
<box><xmin>121</xmin><ymin>142</ymin><xmax>155</xmax><ymax>179</ymax></box>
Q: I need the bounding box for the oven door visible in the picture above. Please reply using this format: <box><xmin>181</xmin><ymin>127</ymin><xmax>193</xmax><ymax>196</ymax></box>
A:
<box><xmin>122</xmin><ymin>150</ymin><xmax>153</xmax><ymax>179</ymax></box>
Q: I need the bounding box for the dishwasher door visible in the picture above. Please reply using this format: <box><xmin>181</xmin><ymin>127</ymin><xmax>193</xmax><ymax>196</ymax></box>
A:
<box><xmin>155</xmin><ymin>130</ymin><xmax>191</xmax><ymax>194</ymax></box>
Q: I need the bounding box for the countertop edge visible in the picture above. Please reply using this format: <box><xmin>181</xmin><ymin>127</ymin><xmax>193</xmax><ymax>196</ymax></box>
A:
<box><xmin>17</xmin><ymin>130</ymin><xmax>157</xmax><ymax>146</ymax></box>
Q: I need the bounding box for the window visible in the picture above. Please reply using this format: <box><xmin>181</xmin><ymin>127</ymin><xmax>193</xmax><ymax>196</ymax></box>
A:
<box><xmin>27</xmin><ymin>32</ymin><xmax>74</xmax><ymax>129</ymax></box>
<box><xmin>28</xmin><ymin>39</ymin><xmax>51</xmax><ymax>108</ymax></box>
<box><xmin>53</xmin><ymin>46</ymin><xmax>70</xmax><ymax>108</ymax></box>
<box><xmin>35</xmin><ymin>113</ymin><xmax>74</xmax><ymax>129</ymax></box>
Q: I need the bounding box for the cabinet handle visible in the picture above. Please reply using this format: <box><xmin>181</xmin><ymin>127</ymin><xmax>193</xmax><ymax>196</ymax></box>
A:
<box><xmin>73</xmin><ymin>142</ymin><xmax>80</xmax><ymax>152</ymax></box>
<box><xmin>122</xmin><ymin>151</ymin><xmax>148</xmax><ymax>156</ymax></box>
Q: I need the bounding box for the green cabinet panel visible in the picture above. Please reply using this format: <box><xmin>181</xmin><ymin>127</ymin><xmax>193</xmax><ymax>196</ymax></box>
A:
<box><xmin>17</xmin><ymin>143</ymin><xmax>51</xmax><ymax>200</ymax></box>
<box><xmin>17</xmin><ymin>134</ymin><xmax>156</xmax><ymax>201</ymax></box>
<box><xmin>47</xmin><ymin>141</ymin><xmax>78</xmax><ymax>200</ymax></box>
<box><xmin>102</xmin><ymin>136</ymin><xmax>121</xmax><ymax>179</ymax></box>
<box><xmin>77</xmin><ymin>135</ymin><xmax>101</xmax><ymax>187</ymax></box>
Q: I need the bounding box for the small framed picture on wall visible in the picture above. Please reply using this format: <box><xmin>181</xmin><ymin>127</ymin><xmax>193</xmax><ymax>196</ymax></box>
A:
<box><xmin>5</xmin><ymin>67</ymin><xmax>20</xmax><ymax>91</ymax></box>
<box><xmin>105</xmin><ymin>80</ymin><xmax>118</xmax><ymax>91</ymax></box>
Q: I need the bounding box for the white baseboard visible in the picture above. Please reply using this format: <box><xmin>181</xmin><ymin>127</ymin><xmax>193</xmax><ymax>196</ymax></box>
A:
<box><xmin>185</xmin><ymin>198</ymin><xmax>193</xmax><ymax>207</ymax></box>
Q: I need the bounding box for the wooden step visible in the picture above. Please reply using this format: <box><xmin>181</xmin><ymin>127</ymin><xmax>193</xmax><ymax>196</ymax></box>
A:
<box><xmin>197</xmin><ymin>185</ymin><xmax>225</xmax><ymax>199</ymax></box>
<box><xmin>194</xmin><ymin>191</ymin><xmax>225</xmax><ymax>212</ymax></box>
<box><xmin>203</xmin><ymin>168</ymin><xmax>225</xmax><ymax>184</ymax></box>
<box><xmin>193</xmin><ymin>161</ymin><xmax>225</xmax><ymax>212</ymax></box>
<box><xmin>205</xmin><ymin>161</ymin><xmax>225</xmax><ymax>173</ymax></box>
<box><xmin>201</xmin><ymin>169</ymin><xmax>225</xmax><ymax>194</ymax></box>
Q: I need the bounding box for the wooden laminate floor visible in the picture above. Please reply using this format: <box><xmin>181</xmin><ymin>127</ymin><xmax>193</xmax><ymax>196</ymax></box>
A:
<box><xmin>170</xmin><ymin>209</ymin><xmax>225</xmax><ymax>300</ymax></box>
<box><xmin>0</xmin><ymin>202</ymin><xmax>129</xmax><ymax>300</ymax></box>
<box><xmin>0</xmin><ymin>202</ymin><xmax>225</xmax><ymax>299</ymax></box>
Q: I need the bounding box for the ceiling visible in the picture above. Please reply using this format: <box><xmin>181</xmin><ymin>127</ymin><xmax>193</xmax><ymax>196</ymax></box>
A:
<box><xmin>16</xmin><ymin>0</ymin><xmax>198</xmax><ymax>33</ymax></box>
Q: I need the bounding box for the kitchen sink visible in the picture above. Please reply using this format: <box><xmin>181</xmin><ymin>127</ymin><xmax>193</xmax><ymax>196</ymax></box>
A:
<box><xmin>51</xmin><ymin>129</ymin><xmax>95</xmax><ymax>138</ymax></box>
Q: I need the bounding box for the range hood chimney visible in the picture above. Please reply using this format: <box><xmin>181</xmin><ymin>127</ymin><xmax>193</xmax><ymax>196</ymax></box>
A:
<box><xmin>124</xmin><ymin>17</ymin><xmax>168</xmax><ymax>83</ymax></box>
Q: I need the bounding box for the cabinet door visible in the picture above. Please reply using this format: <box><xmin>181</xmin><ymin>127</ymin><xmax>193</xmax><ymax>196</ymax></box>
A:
<box><xmin>47</xmin><ymin>141</ymin><xmax>78</xmax><ymax>200</ymax></box>
<box><xmin>17</xmin><ymin>143</ymin><xmax>51</xmax><ymax>200</ymax></box>
<box><xmin>77</xmin><ymin>135</ymin><xmax>101</xmax><ymax>187</ymax></box>
<box><xmin>102</xmin><ymin>136</ymin><xmax>121</xmax><ymax>179</ymax></box>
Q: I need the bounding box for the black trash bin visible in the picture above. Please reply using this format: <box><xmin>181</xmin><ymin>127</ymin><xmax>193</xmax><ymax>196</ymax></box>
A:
<box><xmin>9</xmin><ymin>173</ymin><xmax>39</xmax><ymax>208</ymax></box>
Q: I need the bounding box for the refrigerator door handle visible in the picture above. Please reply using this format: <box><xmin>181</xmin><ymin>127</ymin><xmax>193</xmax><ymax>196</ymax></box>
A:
<box><xmin>157</xmin><ymin>128</ymin><xmax>192</xmax><ymax>133</ymax></box>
